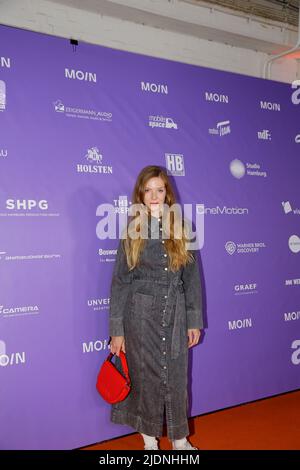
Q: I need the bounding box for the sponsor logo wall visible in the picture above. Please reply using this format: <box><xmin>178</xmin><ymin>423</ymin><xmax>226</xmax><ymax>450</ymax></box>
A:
<box><xmin>0</xmin><ymin>24</ymin><xmax>299</xmax><ymax>449</ymax></box>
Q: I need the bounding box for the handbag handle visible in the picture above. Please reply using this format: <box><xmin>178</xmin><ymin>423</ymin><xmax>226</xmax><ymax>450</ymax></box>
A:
<box><xmin>107</xmin><ymin>350</ymin><xmax>130</xmax><ymax>383</ymax></box>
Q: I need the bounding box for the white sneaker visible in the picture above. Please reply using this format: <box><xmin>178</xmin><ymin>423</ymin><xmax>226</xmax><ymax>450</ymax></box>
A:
<box><xmin>172</xmin><ymin>439</ymin><xmax>198</xmax><ymax>450</ymax></box>
<box><xmin>144</xmin><ymin>443</ymin><xmax>159</xmax><ymax>450</ymax></box>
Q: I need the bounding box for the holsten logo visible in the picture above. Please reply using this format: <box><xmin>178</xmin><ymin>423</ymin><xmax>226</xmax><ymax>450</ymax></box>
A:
<box><xmin>289</xmin><ymin>235</ymin><xmax>300</xmax><ymax>253</ymax></box>
<box><xmin>95</xmin><ymin>202</ymin><xmax>205</xmax><ymax>250</ymax></box>
<box><xmin>149</xmin><ymin>115</ymin><xmax>178</xmax><ymax>129</ymax></box>
<box><xmin>53</xmin><ymin>99</ymin><xmax>112</xmax><ymax>122</ymax></box>
<box><xmin>282</xmin><ymin>201</ymin><xmax>300</xmax><ymax>215</ymax></box>
<box><xmin>230</xmin><ymin>159</ymin><xmax>267</xmax><ymax>178</ymax></box>
<box><xmin>205</xmin><ymin>91</ymin><xmax>229</xmax><ymax>104</ymax></box>
<box><xmin>225</xmin><ymin>240</ymin><xmax>266</xmax><ymax>255</ymax></box>
<box><xmin>258</xmin><ymin>129</ymin><xmax>271</xmax><ymax>140</ymax></box>
<box><xmin>234</xmin><ymin>283</ymin><xmax>257</xmax><ymax>295</ymax></box>
<box><xmin>165</xmin><ymin>153</ymin><xmax>185</xmax><ymax>176</ymax></box>
<box><xmin>141</xmin><ymin>81</ymin><xmax>168</xmax><ymax>94</ymax></box>
<box><xmin>209</xmin><ymin>120</ymin><xmax>230</xmax><ymax>136</ymax></box>
<box><xmin>65</xmin><ymin>68</ymin><xmax>97</xmax><ymax>83</ymax></box>
<box><xmin>76</xmin><ymin>147</ymin><xmax>113</xmax><ymax>174</ymax></box>
<box><xmin>0</xmin><ymin>340</ymin><xmax>26</xmax><ymax>367</ymax></box>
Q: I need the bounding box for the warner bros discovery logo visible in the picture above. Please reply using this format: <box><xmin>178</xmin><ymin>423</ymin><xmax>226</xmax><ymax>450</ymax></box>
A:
<box><xmin>95</xmin><ymin>203</ymin><xmax>205</xmax><ymax>249</ymax></box>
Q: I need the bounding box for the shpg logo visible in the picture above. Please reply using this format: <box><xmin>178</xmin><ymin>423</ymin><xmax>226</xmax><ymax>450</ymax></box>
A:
<box><xmin>165</xmin><ymin>153</ymin><xmax>185</xmax><ymax>176</ymax></box>
<box><xmin>288</xmin><ymin>235</ymin><xmax>300</xmax><ymax>253</ymax></box>
<box><xmin>225</xmin><ymin>241</ymin><xmax>236</xmax><ymax>255</ymax></box>
<box><xmin>0</xmin><ymin>80</ymin><xmax>6</xmax><ymax>111</ymax></box>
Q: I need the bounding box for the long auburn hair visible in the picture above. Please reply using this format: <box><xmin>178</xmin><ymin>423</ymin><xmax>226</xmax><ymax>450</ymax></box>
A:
<box><xmin>122</xmin><ymin>165</ymin><xmax>195</xmax><ymax>272</ymax></box>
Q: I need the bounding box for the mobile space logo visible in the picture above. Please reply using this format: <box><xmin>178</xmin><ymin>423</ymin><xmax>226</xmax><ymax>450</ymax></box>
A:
<box><xmin>76</xmin><ymin>147</ymin><xmax>113</xmax><ymax>174</ymax></box>
<box><xmin>165</xmin><ymin>153</ymin><xmax>185</xmax><ymax>176</ymax></box>
<box><xmin>149</xmin><ymin>115</ymin><xmax>178</xmax><ymax>129</ymax></box>
<box><xmin>209</xmin><ymin>120</ymin><xmax>230</xmax><ymax>136</ymax></box>
<box><xmin>230</xmin><ymin>159</ymin><xmax>267</xmax><ymax>178</ymax></box>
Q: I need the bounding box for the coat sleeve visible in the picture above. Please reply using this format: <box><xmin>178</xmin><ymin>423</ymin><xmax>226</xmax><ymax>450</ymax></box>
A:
<box><xmin>181</xmin><ymin>251</ymin><xmax>204</xmax><ymax>330</ymax></box>
<box><xmin>109</xmin><ymin>238</ymin><xmax>133</xmax><ymax>337</ymax></box>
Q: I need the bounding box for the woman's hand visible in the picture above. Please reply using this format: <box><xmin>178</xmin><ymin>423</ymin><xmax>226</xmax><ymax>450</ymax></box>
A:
<box><xmin>109</xmin><ymin>336</ymin><xmax>126</xmax><ymax>357</ymax></box>
<box><xmin>187</xmin><ymin>329</ymin><xmax>201</xmax><ymax>348</ymax></box>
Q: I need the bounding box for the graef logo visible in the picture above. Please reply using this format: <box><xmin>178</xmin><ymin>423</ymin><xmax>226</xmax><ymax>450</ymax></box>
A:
<box><xmin>141</xmin><ymin>81</ymin><xmax>168</xmax><ymax>94</ymax></box>
<box><xmin>197</xmin><ymin>205</ymin><xmax>248</xmax><ymax>216</ymax></box>
<box><xmin>6</xmin><ymin>199</ymin><xmax>48</xmax><ymax>210</ymax></box>
<box><xmin>282</xmin><ymin>201</ymin><xmax>300</xmax><ymax>215</ymax></box>
<box><xmin>230</xmin><ymin>159</ymin><xmax>267</xmax><ymax>178</ymax></box>
<box><xmin>82</xmin><ymin>339</ymin><xmax>110</xmax><ymax>353</ymax></box>
<box><xmin>291</xmin><ymin>80</ymin><xmax>300</xmax><ymax>105</ymax></box>
<box><xmin>165</xmin><ymin>153</ymin><xmax>185</xmax><ymax>176</ymax></box>
<box><xmin>285</xmin><ymin>278</ymin><xmax>300</xmax><ymax>286</ymax></box>
<box><xmin>77</xmin><ymin>147</ymin><xmax>113</xmax><ymax>174</ymax></box>
<box><xmin>149</xmin><ymin>115</ymin><xmax>178</xmax><ymax>129</ymax></box>
<box><xmin>205</xmin><ymin>92</ymin><xmax>229</xmax><ymax>103</ymax></box>
<box><xmin>65</xmin><ymin>68</ymin><xmax>97</xmax><ymax>82</ymax></box>
<box><xmin>228</xmin><ymin>318</ymin><xmax>252</xmax><ymax>330</ymax></box>
<box><xmin>225</xmin><ymin>240</ymin><xmax>266</xmax><ymax>255</ymax></box>
<box><xmin>87</xmin><ymin>298</ymin><xmax>110</xmax><ymax>311</ymax></box>
<box><xmin>291</xmin><ymin>340</ymin><xmax>300</xmax><ymax>365</ymax></box>
<box><xmin>0</xmin><ymin>149</ymin><xmax>8</xmax><ymax>158</ymax></box>
<box><xmin>289</xmin><ymin>235</ymin><xmax>300</xmax><ymax>253</ymax></box>
<box><xmin>0</xmin><ymin>57</ymin><xmax>10</xmax><ymax>68</ymax></box>
<box><xmin>260</xmin><ymin>100</ymin><xmax>281</xmax><ymax>111</ymax></box>
<box><xmin>0</xmin><ymin>80</ymin><xmax>6</xmax><ymax>111</ymax></box>
<box><xmin>0</xmin><ymin>304</ymin><xmax>40</xmax><ymax>318</ymax></box>
<box><xmin>209</xmin><ymin>120</ymin><xmax>230</xmax><ymax>136</ymax></box>
<box><xmin>234</xmin><ymin>283</ymin><xmax>258</xmax><ymax>295</ymax></box>
<box><xmin>0</xmin><ymin>341</ymin><xmax>26</xmax><ymax>367</ymax></box>
<box><xmin>258</xmin><ymin>129</ymin><xmax>271</xmax><ymax>140</ymax></box>
<box><xmin>284</xmin><ymin>311</ymin><xmax>300</xmax><ymax>322</ymax></box>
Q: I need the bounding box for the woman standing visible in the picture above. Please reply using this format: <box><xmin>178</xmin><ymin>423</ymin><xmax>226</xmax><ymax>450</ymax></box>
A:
<box><xmin>109</xmin><ymin>165</ymin><xmax>204</xmax><ymax>450</ymax></box>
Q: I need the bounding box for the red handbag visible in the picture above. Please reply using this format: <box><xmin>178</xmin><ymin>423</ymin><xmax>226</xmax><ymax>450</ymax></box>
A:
<box><xmin>96</xmin><ymin>350</ymin><xmax>131</xmax><ymax>404</ymax></box>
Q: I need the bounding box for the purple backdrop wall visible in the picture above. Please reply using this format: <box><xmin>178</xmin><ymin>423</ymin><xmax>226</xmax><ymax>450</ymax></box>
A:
<box><xmin>0</xmin><ymin>24</ymin><xmax>300</xmax><ymax>450</ymax></box>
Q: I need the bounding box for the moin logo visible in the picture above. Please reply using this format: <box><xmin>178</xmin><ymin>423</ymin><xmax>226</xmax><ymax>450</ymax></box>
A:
<box><xmin>0</xmin><ymin>340</ymin><xmax>26</xmax><ymax>367</ymax></box>
<box><xmin>65</xmin><ymin>68</ymin><xmax>97</xmax><ymax>82</ymax></box>
<box><xmin>205</xmin><ymin>92</ymin><xmax>229</xmax><ymax>103</ymax></box>
<box><xmin>141</xmin><ymin>81</ymin><xmax>168</xmax><ymax>94</ymax></box>
<box><xmin>260</xmin><ymin>100</ymin><xmax>281</xmax><ymax>111</ymax></box>
<box><xmin>0</xmin><ymin>57</ymin><xmax>10</xmax><ymax>68</ymax></box>
<box><xmin>0</xmin><ymin>80</ymin><xmax>6</xmax><ymax>111</ymax></box>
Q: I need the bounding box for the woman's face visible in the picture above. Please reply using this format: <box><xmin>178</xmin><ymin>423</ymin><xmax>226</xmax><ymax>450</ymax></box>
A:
<box><xmin>143</xmin><ymin>176</ymin><xmax>166</xmax><ymax>217</ymax></box>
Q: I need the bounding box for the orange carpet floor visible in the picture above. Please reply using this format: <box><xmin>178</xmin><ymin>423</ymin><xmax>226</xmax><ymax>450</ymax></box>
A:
<box><xmin>81</xmin><ymin>389</ymin><xmax>300</xmax><ymax>450</ymax></box>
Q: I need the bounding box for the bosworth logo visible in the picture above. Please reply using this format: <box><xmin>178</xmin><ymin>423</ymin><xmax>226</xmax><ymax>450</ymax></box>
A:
<box><xmin>53</xmin><ymin>99</ymin><xmax>112</xmax><ymax>122</ymax></box>
<box><xmin>230</xmin><ymin>159</ymin><xmax>267</xmax><ymax>178</ymax></box>
<box><xmin>149</xmin><ymin>115</ymin><xmax>178</xmax><ymax>129</ymax></box>
<box><xmin>225</xmin><ymin>240</ymin><xmax>266</xmax><ymax>255</ymax></box>
<box><xmin>209</xmin><ymin>120</ymin><xmax>230</xmax><ymax>136</ymax></box>
<box><xmin>76</xmin><ymin>147</ymin><xmax>113</xmax><ymax>174</ymax></box>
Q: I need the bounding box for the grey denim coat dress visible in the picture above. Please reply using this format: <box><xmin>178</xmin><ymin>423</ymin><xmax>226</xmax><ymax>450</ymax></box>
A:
<box><xmin>108</xmin><ymin>215</ymin><xmax>204</xmax><ymax>440</ymax></box>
